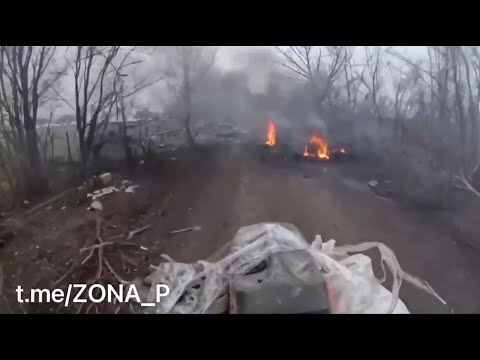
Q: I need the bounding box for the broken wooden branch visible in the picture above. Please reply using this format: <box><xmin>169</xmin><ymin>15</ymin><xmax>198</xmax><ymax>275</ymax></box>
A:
<box><xmin>80</xmin><ymin>242</ymin><xmax>114</xmax><ymax>253</ymax></box>
<box><xmin>81</xmin><ymin>248</ymin><xmax>95</xmax><ymax>266</ymax></box>
<box><xmin>52</xmin><ymin>263</ymin><xmax>78</xmax><ymax>287</ymax></box>
<box><xmin>453</xmin><ymin>171</ymin><xmax>480</xmax><ymax>198</ymax></box>
<box><xmin>126</xmin><ymin>225</ymin><xmax>151</xmax><ymax>240</ymax></box>
<box><xmin>104</xmin><ymin>258</ymin><xmax>129</xmax><ymax>284</ymax></box>
<box><xmin>25</xmin><ymin>188</ymin><xmax>77</xmax><ymax>216</ymax></box>
<box><xmin>80</xmin><ymin>241</ymin><xmax>143</xmax><ymax>253</ymax></box>
<box><xmin>170</xmin><ymin>226</ymin><xmax>202</xmax><ymax>235</ymax></box>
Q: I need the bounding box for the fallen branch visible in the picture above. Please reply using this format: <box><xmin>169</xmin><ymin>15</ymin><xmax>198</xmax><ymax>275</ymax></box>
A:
<box><xmin>170</xmin><ymin>226</ymin><xmax>202</xmax><ymax>235</ymax></box>
<box><xmin>104</xmin><ymin>258</ymin><xmax>129</xmax><ymax>284</ymax></box>
<box><xmin>81</xmin><ymin>248</ymin><xmax>95</xmax><ymax>265</ymax></box>
<box><xmin>453</xmin><ymin>171</ymin><xmax>480</xmax><ymax>198</ymax></box>
<box><xmin>25</xmin><ymin>188</ymin><xmax>77</xmax><ymax>216</ymax></box>
<box><xmin>126</xmin><ymin>225</ymin><xmax>151</xmax><ymax>240</ymax></box>
<box><xmin>80</xmin><ymin>242</ymin><xmax>114</xmax><ymax>253</ymax></box>
<box><xmin>80</xmin><ymin>241</ymin><xmax>142</xmax><ymax>253</ymax></box>
<box><xmin>52</xmin><ymin>261</ymin><xmax>82</xmax><ymax>287</ymax></box>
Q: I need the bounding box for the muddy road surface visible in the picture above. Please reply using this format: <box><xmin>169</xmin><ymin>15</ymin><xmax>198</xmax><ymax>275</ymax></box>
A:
<box><xmin>146</xmin><ymin>145</ymin><xmax>480</xmax><ymax>313</ymax></box>
<box><xmin>2</xmin><ymin>144</ymin><xmax>479</xmax><ymax>313</ymax></box>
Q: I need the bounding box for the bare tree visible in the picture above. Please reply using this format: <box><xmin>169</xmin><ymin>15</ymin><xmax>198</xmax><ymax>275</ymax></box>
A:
<box><xmin>275</xmin><ymin>46</ymin><xmax>350</xmax><ymax>112</ymax></box>
<box><xmin>70</xmin><ymin>46</ymin><xmax>121</xmax><ymax>175</ymax></box>
<box><xmin>56</xmin><ymin>46</ymin><xmax>164</xmax><ymax>174</ymax></box>
<box><xmin>0</xmin><ymin>46</ymin><xmax>61</xmax><ymax>196</ymax></box>
<box><xmin>359</xmin><ymin>46</ymin><xmax>385</xmax><ymax>124</ymax></box>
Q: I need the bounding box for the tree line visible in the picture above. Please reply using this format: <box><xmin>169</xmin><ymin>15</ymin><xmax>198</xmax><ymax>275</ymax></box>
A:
<box><xmin>0</xmin><ymin>46</ymin><xmax>214</xmax><ymax>203</ymax></box>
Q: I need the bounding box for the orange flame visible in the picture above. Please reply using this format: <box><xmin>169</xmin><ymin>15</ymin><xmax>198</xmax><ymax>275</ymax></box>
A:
<box><xmin>304</xmin><ymin>135</ymin><xmax>329</xmax><ymax>159</ymax></box>
<box><xmin>265</xmin><ymin>121</ymin><xmax>276</xmax><ymax>146</ymax></box>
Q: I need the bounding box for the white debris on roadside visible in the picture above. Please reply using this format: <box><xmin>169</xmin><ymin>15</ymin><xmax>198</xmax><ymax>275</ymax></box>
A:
<box><xmin>125</xmin><ymin>185</ymin><xmax>139</xmax><ymax>193</ymax></box>
<box><xmin>91</xmin><ymin>186</ymin><xmax>119</xmax><ymax>200</ymax></box>
<box><xmin>368</xmin><ymin>180</ymin><xmax>379</xmax><ymax>188</ymax></box>
<box><xmin>89</xmin><ymin>200</ymin><xmax>103</xmax><ymax>211</ymax></box>
<box><xmin>140</xmin><ymin>246</ymin><xmax>149</xmax><ymax>251</ymax></box>
<box><xmin>61</xmin><ymin>206</ymin><xmax>66</xmax><ymax>210</ymax></box>
<box><xmin>121</xmin><ymin>180</ymin><xmax>133</xmax><ymax>188</ymax></box>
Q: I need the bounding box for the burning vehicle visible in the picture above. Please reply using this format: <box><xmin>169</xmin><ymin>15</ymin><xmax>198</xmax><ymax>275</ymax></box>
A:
<box><xmin>262</xmin><ymin>120</ymin><xmax>349</xmax><ymax>162</ymax></box>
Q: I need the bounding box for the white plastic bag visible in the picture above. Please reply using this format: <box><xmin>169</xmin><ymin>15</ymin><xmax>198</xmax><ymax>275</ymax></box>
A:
<box><xmin>144</xmin><ymin>223</ymin><xmax>446</xmax><ymax>314</ymax></box>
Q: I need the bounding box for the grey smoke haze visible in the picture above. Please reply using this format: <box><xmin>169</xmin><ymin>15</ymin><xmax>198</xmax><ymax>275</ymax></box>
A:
<box><xmin>45</xmin><ymin>46</ymin><xmax>428</xmax><ymax>117</ymax></box>
<box><xmin>40</xmin><ymin>46</ymin><xmax>435</xmax><ymax>154</ymax></box>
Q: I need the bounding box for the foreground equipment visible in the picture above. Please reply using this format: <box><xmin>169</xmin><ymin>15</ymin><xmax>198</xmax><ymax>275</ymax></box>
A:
<box><xmin>135</xmin><ymin>223</ymin><xmax>446</xmax><ymax>314</ymax></box>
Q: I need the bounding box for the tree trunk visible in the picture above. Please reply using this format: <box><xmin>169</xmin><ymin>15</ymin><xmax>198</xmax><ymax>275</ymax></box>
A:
<box><xmin>185</xmin><ymin>111</ymin><xmax>196</xmax><ymax>147</ymax></box>
<box><xmin>120</xmin><ymin>100</ymin><xmax>134</xmax><ymax>170</ymax></box>
<box><xmin>24</xmin><ymin>120</ymin><xmax>47</xmax><ymax>195</ymax></box>
<box><xmin>471</xmin><ymin>117</ymin><xmax>479</xmax><ymax>171</ymax></box>
<box><xmin>66</xmin><ymin>131</ymin><xmax>73</xmax><ymax>163</ymax></box>
<box><xmin>78</xmin><ymin>132</ymin><xmax>88</xmax><ymax>177</ymax></box>
<box><xmin>50</xmin><ymin>135</ymin><xmax>54</xmax><ymax>161</ymax></box>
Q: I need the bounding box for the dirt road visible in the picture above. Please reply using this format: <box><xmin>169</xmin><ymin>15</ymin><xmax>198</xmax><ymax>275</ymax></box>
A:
<box><xmin>145</xmin><ymin>145</ymin><xmax>480</xmax><ymax>313</ymax></box>
<box><xmin>2</xmin><ymin>144</ymin><xmax>479</xmax><ymax>313</ymax></box>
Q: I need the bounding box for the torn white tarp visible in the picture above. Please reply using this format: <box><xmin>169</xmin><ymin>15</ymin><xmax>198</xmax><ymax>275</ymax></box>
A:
<box><xmin>143</xmin><ymin>223</ymin><xmax>446</xmax><ymax>314</ymax></box>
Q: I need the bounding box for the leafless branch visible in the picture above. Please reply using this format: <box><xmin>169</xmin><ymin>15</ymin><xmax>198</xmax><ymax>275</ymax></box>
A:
<box><xmin>453</xmin><ymin>170</ymin><xmax>480</xmax><ymax>198</ymax></box>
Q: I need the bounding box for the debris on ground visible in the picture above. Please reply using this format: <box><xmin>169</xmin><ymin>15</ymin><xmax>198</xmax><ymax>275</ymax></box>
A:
<box><xmin>125</xmin><ymin>185</ymin><xmax>139</xmax><ymax>193</ymax></box>
<box><xmin>368</xmin><ymin>179</ymin><xmax>393</xmax><ymax>199</ymax></box>
<box><xmin>88</xmin><ymin>186</ymin><xmax>119</xmax><ymax>201</ymax></box>
<box><xmin>121</xmin><ymin>180</ymin><xmax>134</xmax><ymax>188</ymax></box>
<box><xmin>170</xmin><ymin>226</ymin><xmax>202</xmax><ymax>235</ymax></box>
<box><xmin>126</xmin><ymin>225</ymin><xmax>151</xmax><ymax>240</ymax></box>
<box><xmin>48</xmin><ymin>200</ymin><xmax>150</xmax><ymax>314</ymax></box>
<box><xmin>89</xmin><ymin>200</ymin><xmax>103</xmax><ymax>211</ymax></box>
<box><xmin>99</xmin><ymin>172</ymin><xmax>113</xmax><ymax>186</ymax></box>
